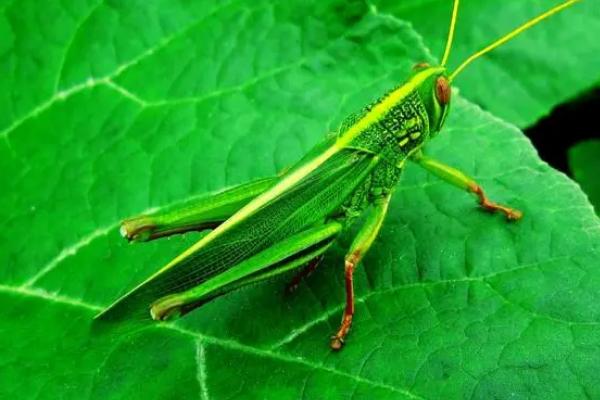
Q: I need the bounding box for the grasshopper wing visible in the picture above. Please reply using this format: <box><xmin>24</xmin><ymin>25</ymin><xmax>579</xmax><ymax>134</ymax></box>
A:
<box><xmin>97</xmin><ymin>146</ymin><xmax>378</xmax><ymax>321</ymax></box>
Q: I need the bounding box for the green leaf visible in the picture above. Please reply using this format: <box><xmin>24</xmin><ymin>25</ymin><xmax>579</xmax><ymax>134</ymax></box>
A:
<box><xmin>372</xmin><ymin>0</ymin><xmax>600</xmax><ymax>127</ymax></box>
<box><xmin>569</xmin><ymin>139</ymin><xmax>600</xmax><ymax>214</ymax></box>
<box><xmin>2</xmin><ymin>1</ymin><xmax>599</xmax><ymax>399</ymax></box>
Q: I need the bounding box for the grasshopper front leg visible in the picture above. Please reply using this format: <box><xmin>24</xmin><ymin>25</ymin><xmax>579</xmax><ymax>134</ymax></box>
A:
<box><xmin>331</xmin><ymin>194</ymin><xmax>391</xmax><ymax>350</ymax></box>
<box><xmin>411</xmin><ymin>151</ymin><xmax>522</xmax><ymax>220</ymax></box>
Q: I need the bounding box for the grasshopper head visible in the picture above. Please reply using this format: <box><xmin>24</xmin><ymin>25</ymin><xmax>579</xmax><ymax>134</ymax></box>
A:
<box><xmin>419</xmin><ymin>0</ymin><xmax>581</xmax><ymax>138</ymax></box>
<box><xmin>412</xmin><ymin>63</ymin><xmax>451</xmax><ymax>136</ymax></box>
<box><xmin>420</xmin><ymin>0</ymin><xmax>580</xmax><ymax>137</ymax></box>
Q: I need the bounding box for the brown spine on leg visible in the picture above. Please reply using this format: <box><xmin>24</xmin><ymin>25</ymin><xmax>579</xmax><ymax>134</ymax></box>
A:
<box><xmin>331</xmin><ymin>252</ymin><xmax>359</xmax><ymax>351</ymax></box>
<box><xmin>468</xmin><ymin>183</ymin><xmax>523</xmax><ymax>221</ymax></box>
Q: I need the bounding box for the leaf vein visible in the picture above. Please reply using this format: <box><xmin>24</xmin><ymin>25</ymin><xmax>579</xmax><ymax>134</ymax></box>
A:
<box><xmin>195</xmin><ymin>339</ymin><xmax>210</xmax><ymax>400</ymax></box>
<box><xmin>0</xmin><ymin>0</ymin><xmax>246</xmax><ymax>140</ymax></box>
<box><xmin>53</xmin><ymin>0</ymin><xmax>105</xmax><ymax>93</ymax></box>
<box><xmin>0</xmin><ymin>284</ymin><xmax>423</xmax><ymax>399</ymax></box>
<box><xmin>21</xmin><ymin>223</ymin><xmax>118</xmax><ymax>288</ymax></box>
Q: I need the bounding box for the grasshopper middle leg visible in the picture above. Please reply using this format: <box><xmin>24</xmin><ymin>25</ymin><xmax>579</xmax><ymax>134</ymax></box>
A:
<box><xmin>331</xmin><ymin>194</ymin><xmax>391</xmax><ymax>350</ymax></box>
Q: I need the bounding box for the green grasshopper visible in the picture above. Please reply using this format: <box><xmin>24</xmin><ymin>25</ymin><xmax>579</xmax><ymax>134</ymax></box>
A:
<box><xmin>97</xmin><ymin>0</ymin><xmax>579</xmax><ymax>350</ymax></box>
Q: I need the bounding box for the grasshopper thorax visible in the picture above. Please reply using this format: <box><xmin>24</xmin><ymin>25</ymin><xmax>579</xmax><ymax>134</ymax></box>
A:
<box><xmin>337</xmin><ymin>64</ymin><xmax>451</xmax><ymax>164</ymax></box>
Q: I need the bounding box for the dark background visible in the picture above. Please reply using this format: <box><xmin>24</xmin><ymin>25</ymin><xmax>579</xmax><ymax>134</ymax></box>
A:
<box><xmin>525</xmin><ymin>87</ymin><xmax>600</xmax><ymax>175</ymax></box>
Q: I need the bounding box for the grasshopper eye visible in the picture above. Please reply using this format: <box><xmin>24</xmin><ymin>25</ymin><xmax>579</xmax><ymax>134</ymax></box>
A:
<box><xmin>435</xmin><ymin>76</ymin><xmax>451</xmax><ymax>105</ymax></box>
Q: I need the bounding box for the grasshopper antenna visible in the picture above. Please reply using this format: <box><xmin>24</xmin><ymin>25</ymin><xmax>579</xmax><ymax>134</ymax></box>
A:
<box><xmin>449</xmin><ymin>0</ymin><xmax>580</xmax><ymax>82</ymax></box>
<box><xmin>440</xmin><ymin>0</ymin><xmax>460</xmax><ymax>67</ymax></box>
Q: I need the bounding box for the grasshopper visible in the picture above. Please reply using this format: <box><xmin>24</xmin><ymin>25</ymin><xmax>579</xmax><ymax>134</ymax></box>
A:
<box><xmin>97</xmin><ymin>0</ymin><xmax>579</xmax><ymax>350</ymax></box>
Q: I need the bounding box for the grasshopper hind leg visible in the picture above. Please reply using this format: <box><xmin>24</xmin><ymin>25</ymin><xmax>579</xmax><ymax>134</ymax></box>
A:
<box><xmin>149</xmin><ymin>222</ymin><xmax>343</xmax><ymax>321</ymax></box>
<box><xmin>121</xmin><ymin>176</ymin><xmax>277</xmax><ymax>242</ymax></box>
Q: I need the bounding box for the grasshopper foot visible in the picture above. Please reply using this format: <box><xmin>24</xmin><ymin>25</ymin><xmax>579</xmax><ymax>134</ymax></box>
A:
<box><xmin>330</xmin><ymin>313</ymin><xmax>353</xmax><ymax>351</ymax></box>
<box><xmin>330</xmin><ymin>335</ymin><xmax>344</xmax><ymax>351</ymax></box>
<box><xmin>470</xmin><ymin>184</ymin><xmax>523</xmax><ymax>221</ymax></box>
